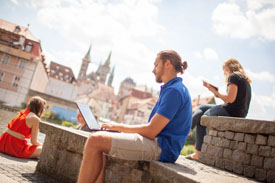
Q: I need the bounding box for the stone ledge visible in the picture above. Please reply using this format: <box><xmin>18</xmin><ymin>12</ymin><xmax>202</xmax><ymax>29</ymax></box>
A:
<box><xmin>201</xmin><ymin>116</ymin><xmax>275</xmax><ymax>135</ymax></box>
<box><xmin>37</xmin><ymin>121</ymin><xmax>260</xmax><ymax>183</ymax></box>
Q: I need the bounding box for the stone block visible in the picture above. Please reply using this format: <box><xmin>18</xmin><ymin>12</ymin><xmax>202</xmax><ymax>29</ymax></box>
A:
<box><xmin>237</xmin><ymin>142</ymin><xmax>247</xmax><ymax>152</ymax></box>
<box><xmin>203</xmin><ymin>135</ymin><xmax>212</xmax><ymax>144</ymax></box>
<box><xmin>201</xmin><ymin>116</ymin><xmax>275</xmax><ymax>134</ymax></box>
<box><xmin>255</xmin><ymin>169</ymin><xmax>267</xmax><ymax>182</ymax></box>
<box><xmin>233</xmin><ymin>162</ymin><xmax>243</xmax><ymax>175</ymax></box>
<box><xmin>272</xmin><ymin>148</ymin><xmax>275</xmax><ymax>157</ymax></box>
<box><xmin>243</xmin><ymin>165</ymin><xmax>255</xmax><ymax>178</ymax></box>
<box><xmin>208</xmin><ymin>129</ymin><xmax>218</xmax><ymax>137</ymax></box>
<box><xmin>225</xmin><ymin>131</ymin><xmax>234</xmax><ymax>140</ymax></box>
<box><xmin>215</xmin><ymin>158</ymin><xmax>224</xmax><ymax>169</ymax></box>
<box><xmin>211</xmin><ymin>137</ymin><xmax>222</xmax><ymax>147</ymax></box>
<box><xmin>234</xmin><ymin>133</ymin><xmax>244</xmax><ymax>142</ymax></box>
<box><xmin>246</xmin><ymin>144</ymin><xmax>258</xmax><ymax>155</ymax></box>
<box><xmin>267</xmin><ymin>170</ymin><xmax>275</xmax><ymax>183</ymax></box>
<box><xmin>206</xmin><ymin>145</ymin><xmax>223</xmax><ymax>158</ymax></box>
<box><xmin>206</xmin><ymin>145</ymin><xmax>215</xmax><ymax>156</ymax></box>
<box><xmin>223</xmin><ymin>149</ymin><xmax>232</xmax><ymax>159</ymax></box>
<box><xmin>205</xmin><ymin>156</ymin><xmax>215</xmax><ymax>166</ymax></box>
<box><xmin>244</xmin><ymin>134</ymin><xmax>255</xmax><ymax>144</ymax></box>
<box><xmin>267</xmin><ymin>135</ymin><xmax>275</xmax><ymax>147</ymax></box>
<box><xmin>229</xmin><ymin>140</ymin><xmax>238</xmax><ymax>150</ymax></box>
<box><xmin>199</xmin><ymin>153</ymin><xmax>207</xmax><ymax>164</ymax></box>
<box><xmin>221</xmin><ymin>138</ymin><xmax>230</xmax><ymax>148</ymax></box>
<box><xmin>259</xmin><ymin>146</ymin><xmax>271</xmax><ymax>157</ymax></box>
<box><xmin>251</xmin><ymin>155</ymin><xmax>264</xmax><ymax>168</ymax></box>
<box><xmin>264</xmin><ymin>158</ymin><xmax>275</xmax><ymax>170</ymax></box>
<box><xmin>224</xmin><ymin>159</ymin><xmax>233</xmax><ymax>171</ymax></box>
<box><xmin>218</xmin><ymin>131</ymin><xmax>225</xmax><ymax>138</ymax></box>
<box><xmin>255</xmin><ymin>135</ymin><xmax>267</xmax><ymax>145</ymax></box>
<box><xmin>201</xmin><ymin>144</ymin><xmax>208</xmax><ymax>153</ymax></box>
<box><xmin>209</xmin><ymin>129</ymin><xmax>218</xmax><ymax>136</ymax></box>
<box><xmin>232</xmin><ymin>150</ymin><xmax>251</xmax><ymax>165</ymax></box>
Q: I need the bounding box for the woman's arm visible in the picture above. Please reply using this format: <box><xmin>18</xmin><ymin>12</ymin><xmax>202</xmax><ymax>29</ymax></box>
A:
<box><xmin>27</xmin><ymin>116</ymin><xmax>42</xmax><ymax>146</ymax></box>
<box><xmin>208</xmin><ymin>83</ymin><xmax>238</xmax><ymax>103</ymax></box>
<box><xmin>101</xmin><ymin>113</ymin><xmax>170</xmax><ymax>139</ymax></box>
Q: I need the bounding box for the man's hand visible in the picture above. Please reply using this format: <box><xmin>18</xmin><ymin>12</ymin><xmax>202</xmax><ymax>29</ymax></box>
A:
<box><xmin>101</xmin><ymin>122</ymin><xmax>122</xmax><ymax>131</ymax></box>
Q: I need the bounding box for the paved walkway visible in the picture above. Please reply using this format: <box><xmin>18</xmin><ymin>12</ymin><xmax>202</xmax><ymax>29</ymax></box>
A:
<box><xmin>0</xmin><ymin>153</ymin><xmax>57</xmax><ymax>183</ymax></box>
<box><xmin>0</xmin><ymin>109</ymin><xmax>57</xmax><ymax>183</ymax></box>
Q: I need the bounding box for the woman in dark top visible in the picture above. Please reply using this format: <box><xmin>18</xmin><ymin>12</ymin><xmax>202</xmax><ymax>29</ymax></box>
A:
<box><xmin>187</xmin><ymin>58</ymin><xmax>251</xmax><ymax>161</ymax></box>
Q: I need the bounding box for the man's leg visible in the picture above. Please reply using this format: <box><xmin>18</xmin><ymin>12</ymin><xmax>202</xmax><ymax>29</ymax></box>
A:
<box><xmin>77</xmin><ymin>132</ymin><xmax>112</xmax><ymax>183</ymax></box>
<box><xmin>95</xmin><ymin>154</ymin><xmax>106</xmax><ymax>183</ymax></box>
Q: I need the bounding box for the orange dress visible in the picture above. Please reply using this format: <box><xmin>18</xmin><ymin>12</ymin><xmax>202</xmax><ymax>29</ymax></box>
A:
<box><xmin>0</xmin><ymin>108</ymin><xmax>37</xmax><ymax>158</ymax></box>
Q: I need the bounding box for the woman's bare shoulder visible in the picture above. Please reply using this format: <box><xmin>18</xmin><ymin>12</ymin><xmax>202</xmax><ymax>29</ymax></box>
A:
<box><xmin>26</xmin><ymin>112</ymin><xmax>40</xmax><ymax>123</ymax></box>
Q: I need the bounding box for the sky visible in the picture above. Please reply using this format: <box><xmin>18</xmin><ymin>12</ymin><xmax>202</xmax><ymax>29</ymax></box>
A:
<box><xmin>0</xmin><ymin>0</ymin><xmax>274</xmax><ymax>120</ymax></box>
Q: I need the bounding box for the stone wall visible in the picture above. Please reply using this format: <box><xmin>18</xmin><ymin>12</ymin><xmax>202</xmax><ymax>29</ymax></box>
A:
<box><xmin>200</xmin><ymin>116</ymin><xmax>275</xmax><ymax>183</ymax></box>
<box><xmin>37</xmin><ymin>121</ymin><xmax>258</xmax><ymax>183</ymax></box>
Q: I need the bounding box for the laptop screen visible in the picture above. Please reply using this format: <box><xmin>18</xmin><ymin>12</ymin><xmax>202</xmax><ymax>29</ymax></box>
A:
<box><xmin>76</xmin><ymin>103</ymin><xmax>100</xmax><ymax>130</ymax></box>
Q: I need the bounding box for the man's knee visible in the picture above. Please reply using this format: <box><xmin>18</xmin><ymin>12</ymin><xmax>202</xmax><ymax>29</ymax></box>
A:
<box><xmin>84</xmin><ymin>132</ymin><xmax>111</xmax><ymax>153</ymax></box>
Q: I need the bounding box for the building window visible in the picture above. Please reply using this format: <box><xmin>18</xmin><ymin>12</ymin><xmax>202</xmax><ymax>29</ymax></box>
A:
<box><xmin>0</xmin><ymin>72</ymin><xmax>4</xmax><ymax>82</ymax></box>
<box><xmin>12</xmin><ymin>76</ymin><xmax>20</xmax><ymax>88</ymax></box>
<box><xmin>2</xmin><ymin>55</ymin><xmax>10</xmax><ymax>64</ymax></box>
<box><xmin>18</xmin><ymin>59</ymin><xmax>26</xmax><ymax>69</ymax></box>
<box><xmin>25</xmin><ymin>42</ymin><xmax>33</xmax><ymax>52</ymax></box>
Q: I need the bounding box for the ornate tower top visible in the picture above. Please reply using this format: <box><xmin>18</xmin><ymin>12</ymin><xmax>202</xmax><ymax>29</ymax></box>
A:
<box><xmin>107</xmin><ymin>65</ymin><xmax>115</xmax><ymax>87</ymax></box>
<box><xmin>77</xmin><ymin>44</ymin><xmax>92</xmax><ymax>80</ymax></box>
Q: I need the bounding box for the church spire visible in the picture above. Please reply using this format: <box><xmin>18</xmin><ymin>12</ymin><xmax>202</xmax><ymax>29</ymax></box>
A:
<box><xmin>107</xmin><ymin>65</ymin><xmax>115</xmax><ymax>87</ymax></box>
<box><xmin>84</xmin><ymin>44</ymin><xmax>92</xmax><ymax>60</ymax></box>
<box><xmin>77</xmin><ymin>44</ymin><xmax>91</xmax><ymax>80</ymax></box>
<box><xmin>104</xmin><ymin>51</ymin><xmax>112</xmax><ymax>66</ymax></box>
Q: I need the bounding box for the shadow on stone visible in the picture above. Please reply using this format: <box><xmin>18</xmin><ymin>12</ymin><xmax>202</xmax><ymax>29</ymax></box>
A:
<box><xmin>0</xmin><ymin>153</ymin><xmax>38</xmax><ymax>163</ymax></box>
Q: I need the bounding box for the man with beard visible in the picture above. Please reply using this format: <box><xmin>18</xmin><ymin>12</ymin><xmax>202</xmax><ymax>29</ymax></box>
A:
<box><xmin>77</xmin><ymin>50</ymin><xmax>192</xmax><ymax>183</ymax></box>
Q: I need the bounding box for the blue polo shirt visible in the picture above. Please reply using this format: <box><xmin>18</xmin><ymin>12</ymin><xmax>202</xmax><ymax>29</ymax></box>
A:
<box><xmin>148</xmin><ymin>77</ymin><xmax>192</xmax><ymax>163</ymax></box>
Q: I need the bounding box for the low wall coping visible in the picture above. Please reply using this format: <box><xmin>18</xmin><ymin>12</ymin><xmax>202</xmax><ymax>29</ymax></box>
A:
<box><xmin>201</xmin><ymin>116</ymin><xmax>275</xmax><ymax>135</ymax></box>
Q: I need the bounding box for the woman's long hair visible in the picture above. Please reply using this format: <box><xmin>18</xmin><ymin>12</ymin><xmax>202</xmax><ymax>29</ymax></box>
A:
<box><xmin>223</xmin><ymin>58</ymin><xmax>252</xmax><ymax>84</ymax></box>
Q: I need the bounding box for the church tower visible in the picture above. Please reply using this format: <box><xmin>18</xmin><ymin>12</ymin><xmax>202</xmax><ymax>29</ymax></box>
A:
<box><xmin>77</xmin><ymin>44</ymin><xmax>91</xmax><ymax>80</ymax></box>
<box><xmin>107</xmin><ymin>66</ymin><xmax>115</xmax><ymax>87</ymax></box>
<box><xmin>98</xmin><ymin>51</ymin><xmax>111</xmax><ymax>84</ymax></box>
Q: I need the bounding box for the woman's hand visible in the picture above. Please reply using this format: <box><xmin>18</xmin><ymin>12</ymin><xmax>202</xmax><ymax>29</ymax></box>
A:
<box><xmin>207</xmin><ymin>86</ymin><xmax>220</xmax><ymax>98</ymax></box>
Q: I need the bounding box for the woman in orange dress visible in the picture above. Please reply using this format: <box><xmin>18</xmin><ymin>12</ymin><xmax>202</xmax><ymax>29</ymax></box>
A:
<box><xmin>0</xmin><ymin>96</ymin><xmax>46</xmax><ymax>158</ymax></box>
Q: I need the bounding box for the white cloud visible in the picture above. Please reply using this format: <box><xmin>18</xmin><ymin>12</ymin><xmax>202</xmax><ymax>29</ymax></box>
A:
<box><xmin>9</xmin><ymin>0</ymin><xmax>18</xmax><ymax>4</ymax></box>
<box><xmin>246</xmin><ymin>69</ymin><xmax>275</xmax><ymax>83</ymax></box>
<box><xmin>247</xmin><ymin>88</ymin><xmax>275</xmax><ymax>120</ymax></box>
<box><xmin>212</xmin><ymin>0</ymin><xmax>275</xmax><ymax>40</ymax></box>
<box><xmin>19</xmin><ymin>0</ymin><xmax>165</xmax><ymax>90</ymax></box>
<box><xmin>194</xmin><ymin>48</ymin><xmax>219</xmax><ymax>61</ymax></box>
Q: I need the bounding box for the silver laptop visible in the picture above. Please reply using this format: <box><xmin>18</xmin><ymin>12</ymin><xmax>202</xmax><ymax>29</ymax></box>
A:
<box><xmin>76</xmin><ymin>102</ymin><xmax>119</xmax><ymax>132</ymax></box>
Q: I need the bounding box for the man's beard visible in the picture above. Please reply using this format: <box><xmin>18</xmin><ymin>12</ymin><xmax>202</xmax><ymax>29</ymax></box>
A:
<box><xmin>155</xmin><ymin>69</ymin><xmax>164</xmax><ymax>83</ymax></box>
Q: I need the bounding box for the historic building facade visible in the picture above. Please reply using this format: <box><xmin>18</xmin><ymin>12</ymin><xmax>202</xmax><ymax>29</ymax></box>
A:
<box><xmin>0</xmin><ymin>19</ymin><xmax>48</xmax><ymax>107</ymax></box>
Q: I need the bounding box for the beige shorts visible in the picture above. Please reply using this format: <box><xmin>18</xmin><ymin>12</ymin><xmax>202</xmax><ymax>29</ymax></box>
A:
<box><xmin>108</xmin><ymin>132</ymin><xmax>162</xmax><ymax>161</ymax></box>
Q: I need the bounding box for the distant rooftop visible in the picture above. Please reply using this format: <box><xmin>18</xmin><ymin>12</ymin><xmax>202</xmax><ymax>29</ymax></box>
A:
<box><xmin>0</xmin><ymin>19</ymin><xmax>40</xmax><ymax>42</ymax></box>
<box><xmin>49</xmin><ymin>61</ymin><xmax>76</xmax><ymax>83</ymax></box>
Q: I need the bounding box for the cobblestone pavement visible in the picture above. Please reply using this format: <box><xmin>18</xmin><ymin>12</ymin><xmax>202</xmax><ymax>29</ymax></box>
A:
<box><xmin>0</xmin><ymin>109</ymin><xmax>56</xmax><ymax>183</ymax></box>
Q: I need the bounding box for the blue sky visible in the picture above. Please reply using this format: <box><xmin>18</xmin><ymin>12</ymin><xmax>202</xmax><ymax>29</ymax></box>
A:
<box><xmin>1</xmin><ymin>0</ymin><xmax>274</xmax><ymax>120</ymax></box>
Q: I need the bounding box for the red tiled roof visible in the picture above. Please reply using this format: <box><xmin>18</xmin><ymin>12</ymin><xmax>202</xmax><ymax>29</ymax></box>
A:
<box><xmin>88</xmin><ymin>83</ymin><xmax>116</xmax><ymax>102</ymax></box>
<box><xmin>128</xmin><ymin>98</ymin><xmax>156</xmax><ymax>110</ymax></box>
<box><xmin>0</xmin><ymin>19</ymin><xmax>39</xmax><ymax>42</ymax></box>
<box><xmin>49</xmin><ymin>61</ymin><xmax>75</xmax><ymax>83</ymax></box>
<box><xmin>131</xmin><ymin>89</ymin><xmax>152</xmax><ymax>99</ymax></box>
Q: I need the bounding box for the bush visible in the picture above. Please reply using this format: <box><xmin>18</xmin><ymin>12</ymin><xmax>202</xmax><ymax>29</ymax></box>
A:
<box><xmin>61</xmin><ymin>120</ymin><xmax>77</xmax><ymax>128</ymax></box>
<box><xmin>181</xmin><ymin>144</ymin><xmax>195</xmax><ymax>156</ymax></box>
